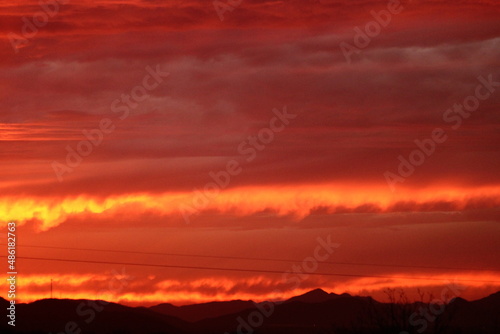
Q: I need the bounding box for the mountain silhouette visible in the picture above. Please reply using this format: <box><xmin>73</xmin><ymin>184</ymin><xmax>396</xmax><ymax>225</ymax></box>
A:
<box><xmin>1</xmin><ymin>297</ymin><xmax>190</xmax><ymax>334</ymax></box>
<box><xmin>284</xmin><ymin>288</ymin><xmax>350</xmax><ymax>303</ymax></box>
<box><xmin>1</xmin><ymin>290</ymin><xmax>499</xmax><ymax>334</ymax></box>
<box><xmin>150</xmin><ymin>299</ymin><xmax>255</xmax><ymax>322</ymax></box>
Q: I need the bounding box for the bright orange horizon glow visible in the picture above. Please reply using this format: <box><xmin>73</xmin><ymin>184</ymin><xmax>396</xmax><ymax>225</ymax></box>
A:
<box><xmin>5</xmin><ymin>271</ymin><xmax>500</xmax><ymax>306</ymax></box>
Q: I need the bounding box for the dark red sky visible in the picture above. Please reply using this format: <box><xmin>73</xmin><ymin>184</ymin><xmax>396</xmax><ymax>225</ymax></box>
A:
<box><xmin>0</xmin><ymin>0</ymin><xmax>499</xmax><ymax>305</ymax></box>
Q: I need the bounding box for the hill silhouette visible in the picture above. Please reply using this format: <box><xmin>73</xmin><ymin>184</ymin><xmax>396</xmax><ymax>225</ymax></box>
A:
<box><xmin>1</xmin><ymin>289</ymin><xmax>499</xmax><ymax>334</ymax></box>
<box><xmin>150</xmin><ymin>299</ymin><xmax>255</xmax><ymax>322</ymax></box>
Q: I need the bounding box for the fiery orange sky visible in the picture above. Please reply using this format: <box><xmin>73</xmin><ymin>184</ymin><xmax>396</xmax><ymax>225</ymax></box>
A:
<box><xmin>1</xmin><ymin>0</ymin><xmax>500</xmax><ymax>306</ymax></box>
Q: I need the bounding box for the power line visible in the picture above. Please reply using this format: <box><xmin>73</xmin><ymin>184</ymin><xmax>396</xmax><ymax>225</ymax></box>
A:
<box><xmin>2</xmin><ymin>255</ymin><xmax>500</xmax><ymax>284</ymax></box>
<box><xmin>1</xmin><ymin>243</ymin><xmax>498</xmax><ymax>273</ymax></box>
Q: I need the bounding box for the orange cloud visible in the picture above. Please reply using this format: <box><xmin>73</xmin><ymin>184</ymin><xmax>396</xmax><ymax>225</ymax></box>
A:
<box><xmin>2</xmin><ymin>184</ymin><xmax>500</xmax><ymax>231</ymax></box>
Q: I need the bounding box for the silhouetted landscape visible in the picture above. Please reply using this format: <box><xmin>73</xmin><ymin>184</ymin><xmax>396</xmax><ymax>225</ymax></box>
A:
<box><xmin>2</xmin><ymin>289</ymin><xmax>499</xmax><ymax>334</ymax></box>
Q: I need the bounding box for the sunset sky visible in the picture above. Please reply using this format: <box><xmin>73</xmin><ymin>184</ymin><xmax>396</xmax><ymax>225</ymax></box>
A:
<box><xmin>1</xmin><ymin>0</ymin><xmax>500</xmax><ymax>306</ymax></box>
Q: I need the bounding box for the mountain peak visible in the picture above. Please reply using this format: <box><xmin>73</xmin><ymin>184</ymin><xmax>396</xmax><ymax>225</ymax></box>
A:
<box><xmin>306</xmin><ymin>288</ymin><xmax>329</xmax><ymax>296</ymax></box>
<box><xmin>286</xmin><ymin>288</ymin><xmax>339</xmax><ymax>303</ymax></box>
